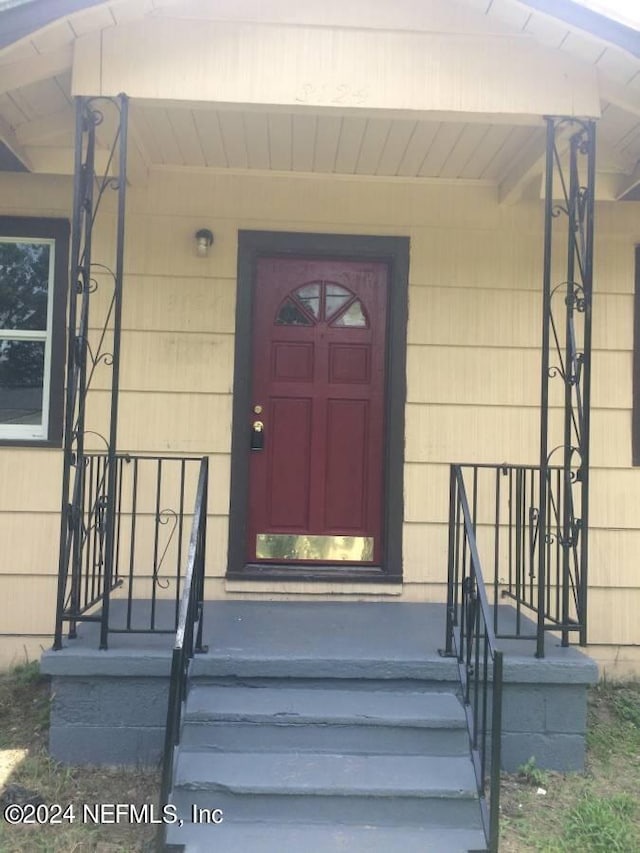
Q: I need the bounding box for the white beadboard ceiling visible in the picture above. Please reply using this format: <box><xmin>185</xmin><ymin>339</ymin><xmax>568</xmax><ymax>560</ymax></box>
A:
<box><xmin>132</xmin><ymin>104</ymin><xmax>538</xmax><ymax>181</ymax></box>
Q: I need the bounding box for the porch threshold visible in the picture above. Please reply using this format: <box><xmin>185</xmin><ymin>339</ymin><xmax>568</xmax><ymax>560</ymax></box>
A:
<box><xmin>40</xmin><ymin>601</ymin><xmax>598</xmax><ymax>771</ymax></box>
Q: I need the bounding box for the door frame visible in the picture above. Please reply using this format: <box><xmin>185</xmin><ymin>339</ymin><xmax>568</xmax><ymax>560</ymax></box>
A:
<box><xmin>227</xmin><ymin>230</ymin><xmax>409</xmax><ymax>583</ymax></box>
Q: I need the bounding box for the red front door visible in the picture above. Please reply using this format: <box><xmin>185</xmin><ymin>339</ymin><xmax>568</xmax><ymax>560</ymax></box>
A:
<box><xmin>247</xmin><ymin>257</ymin><xmax>388</xmax><ymax>566</ymax></box>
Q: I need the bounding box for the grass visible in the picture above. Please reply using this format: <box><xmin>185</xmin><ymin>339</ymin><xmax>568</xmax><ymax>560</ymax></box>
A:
<box><xmin>501</xmin><ymin>680</ymin><xmax>640</xmax><ymax>852</ymax></box>
<box><xmin>0</xmin><ymin>662</ymin><xmax>159</xmax><ymax>852</ymax></box>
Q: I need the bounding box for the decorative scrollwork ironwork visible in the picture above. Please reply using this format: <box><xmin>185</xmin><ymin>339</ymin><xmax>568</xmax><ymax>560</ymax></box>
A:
<box><xmin>548</xmin><ymin>365</ymin><xmax>565</xmax><ymax>380</ymax></box>
<box><xmin>538</xmin><ymin>116</ymin><xmax>595</xmax><ymax>653</ymax></box>
<box><xmin>153</xmin><ymin>509</ymin><xmax>180</xmax><ymax>589</ymax></box>
<box><xmin>77</xmin><ymin>430</ymin><xmax>110</xmax><ymax>451</ymax></box>
<box><xmin>54</xmin><ymin>94</ymin><xmax>129</xmax><ymax>650</ymax></box>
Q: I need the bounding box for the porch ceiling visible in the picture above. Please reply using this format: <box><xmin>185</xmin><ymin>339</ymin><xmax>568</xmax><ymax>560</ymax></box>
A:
<box><xmin>131</xmin><ymin>104</ymin><xmax>544</xmax><ymax>182</ymax></box>
<box><xmin>0</xmin><ymin>0</ymin><xmax>638</xmax><ymax>200</ymax></box>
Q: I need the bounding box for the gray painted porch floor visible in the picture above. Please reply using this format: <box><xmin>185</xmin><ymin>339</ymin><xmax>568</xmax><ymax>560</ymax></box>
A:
<box><xmin>44</xmin><ymin>600</ymin><xmax>597</xmax><ymax>684</ymax></box>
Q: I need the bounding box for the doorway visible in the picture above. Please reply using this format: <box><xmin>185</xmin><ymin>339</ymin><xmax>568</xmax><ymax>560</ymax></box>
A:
<box><xmin>228</xmin><ymin>231</ymin><xmax>409</xmax><ymax>583</ymax></box>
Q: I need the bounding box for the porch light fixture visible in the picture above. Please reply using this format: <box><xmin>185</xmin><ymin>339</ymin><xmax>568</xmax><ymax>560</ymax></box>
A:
<box><xmin>194</xmin><ymin>228</ymin><xmax>214</xmax><ymax>257</ymax></box>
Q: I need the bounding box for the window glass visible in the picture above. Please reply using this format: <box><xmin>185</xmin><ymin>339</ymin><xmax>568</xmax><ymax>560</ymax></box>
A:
<box><xmin>276</xmin><ymin>297</ymin><xmax>313</xmax><ymax>326</ymax></box>
<box><xmin>0</xmin><ymin>236</ymin><xmax>55</xmax><ymax>440</ymax></box>
<box><xmin>331</xmin><ymin>299</ymin><xmax>367</xmax><ymax>328</ymax></box>
<box><xmin>274</xmin><ymin>281</ymin><xmax>368</xmax><ymax>329</ymax></box>
<box><xmin>0</xmin><ymin>242</ymin><xmax>50</xmax><ymax>330</ymax></box>
<box><xmin>295</xmin><ymin>283</ymin><xmax>321</xmax><ymax>319</ymax></box>
<box><xmin>325</xmin><ymin>283</ymin><xmax>351</xmax><ymax>320</ymax></box>
<box><xmin>0</xmin><ymin>341</ymin><xmax>45</xmax><ymax>426</ymax></box>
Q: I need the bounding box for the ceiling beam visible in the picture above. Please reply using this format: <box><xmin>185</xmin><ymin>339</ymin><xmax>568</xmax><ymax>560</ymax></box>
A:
<box><xmin>599</xmin><ymin>74</ymin><xmax>640</xmax><ymax>120</ymax></box>
<box><xmin>0</xmin><ymin>114</ymin><xmax>33</xmax><ymax>170</ymax></box>
<box><xmin>498</xmin><ymin>119</ymin><xmax>601</xmax><ymax>205</ymax></box>
<box><xmin>0</xmin><ymin>46</ymin><xmax>73</xmax><ymax>96</ymax></box>
<box><xmin>14</xmin><ymin>107</ymin><xmax>75</xmax><ymax>145</ymax></box>
<box><xmin>25</xmin><ymin>145</ymin><xmax>111</xmax><ymax>176</ymax></box>
<box><xmin>616</xmin><ymin>161</ymin><xmax>640</xmax><ymax>200</ymax></box>
<box><xmin>498</xmin><ymin>127</ymin><xmax>547</xmax><ymax>204</ymax></box>
<box><xmin>596</xmin><ymin>135</ymin><xmax>637</xmax><ymax>175</ymax></box>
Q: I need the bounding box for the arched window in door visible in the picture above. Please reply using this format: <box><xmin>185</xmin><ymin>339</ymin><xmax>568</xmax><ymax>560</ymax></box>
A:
<box><xmin>275</xmin><ymin>281</ymin><xmax>368</xmax><ymax>328</ymax></box>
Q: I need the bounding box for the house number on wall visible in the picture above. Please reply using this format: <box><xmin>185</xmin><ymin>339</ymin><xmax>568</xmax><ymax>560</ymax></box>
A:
<box><xmin>295</xmin><ymin>83</ymin><xmax>369</xmax><ymax>106</ymax></box>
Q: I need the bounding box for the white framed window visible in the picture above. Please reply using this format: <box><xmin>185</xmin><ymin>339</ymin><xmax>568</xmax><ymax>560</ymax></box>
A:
<box><xmin>0</xmin><ymin>218</ymin><xmax>68</xmax><ymax>445</ymax></box>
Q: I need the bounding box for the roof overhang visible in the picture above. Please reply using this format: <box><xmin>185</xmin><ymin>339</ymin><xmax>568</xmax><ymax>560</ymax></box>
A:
<box><xmin>0</xmin><ymin>0</ymin><xmax>637</xmax><ymax>202</ymax></box>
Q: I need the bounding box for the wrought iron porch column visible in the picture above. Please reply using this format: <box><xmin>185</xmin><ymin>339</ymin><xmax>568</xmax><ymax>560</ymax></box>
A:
<box><xmin>100</xmin><ymin>98</ymin><xmax>128</xmax><ymax>649</ymax></box>
<box><xmin>54</xmin><ymin>95</ymin><xmax>129</xmax><ymax>651</ymax></box>
<box><xmin>537</xmin><ymin>116</ymin><xmax>596</xmax><ymax>657</ymax></box>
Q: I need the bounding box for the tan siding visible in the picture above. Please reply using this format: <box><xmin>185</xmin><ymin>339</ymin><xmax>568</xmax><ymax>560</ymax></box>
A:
<box><xmin>80</xmin><ymin>391</ymin><xmax>233</xmax><ymax>453</ymax></box>
<box><xmin>408</xmin><ymin>286</ymin><xmax>632</xmax><ymax>350</ymax></box>
<box><xmin>586</xmin><ymin>646</ymin><xmax>640</xmax><ymax>681</ymax></box>
<box><xmin>587</xmin><ymin>588</ymin><xmax>640</xmax><ymax>646</ymax></box>
<box><xmin>90</xmin><ymin>275</ymin><xmax>236</xmax><ymax>335</ymax></box>
<box><xmin>0</xmin><ymin>513</ymin><xmax>61</xmax><ymax>575</ymax></box>
<box><xmin>0</xmin><ymin>452</ymin><xmax>62</xmax><ymax>513</ymax></box>
<box><xmin>1</xmin><ymin>166</ymin><xmax>640</xmax><ymax>660</ymax></box>
<box><xmin>407</xmin><ymin>347</ymin><xmax>632</xmax><ymax>409</ymax></box>
<box><xmin>404</xmin><ymin>464</ymin><xmax>451</xmax><ymax>524</ymax></box>
<box><xmin>589</xmin><ymin>529</ymin><xmax>640</xmax><ymax>588</ymax></box>
<box><xmin>144</xmin><ymin>171</ymin><xmax>503</xmax><ymax>226</ymax></box>
<box><xmin>403</xmin><ymin>523</ymin><xmax>449</xmax><ymax>583</ymax></box>
<box><xmin>89</xmin><ymin>331</ymin><xmax>235</xmax><ymax>394</ymax></box>
<box><xmin>590</xmin><ymin>469</ymin><xmax>640</xmax><ymax>529</ymax></box>
<box><xmin>0</xmin><ymin>576</ymin><xmax>57</xmax><ymax>635</ymax></box>
<box><xmin>405</xmin><ymin>405</ymin><xmax>541</xmax><ymax>465</ymax></box>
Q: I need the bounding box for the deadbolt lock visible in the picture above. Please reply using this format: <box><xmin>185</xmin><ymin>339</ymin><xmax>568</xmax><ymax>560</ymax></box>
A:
<box><xmin>250</xmin><ymin>419</ymin><xmax>265</xmax><ymax>451</ymax></box>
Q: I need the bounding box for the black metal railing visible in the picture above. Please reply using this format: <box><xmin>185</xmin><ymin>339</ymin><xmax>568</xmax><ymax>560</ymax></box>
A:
<box><xmin>159</xmin><ymin>456</ymin><xmax>208</xmax><ymax>848</ymax></box>
<box><xmin>54</xmin><ymin>454</ymin><xmax>204</xmax><ymax>648</ymax></box>
<box><xmin>446</xmin><ymin>463</ymin><xmax>587</xmax><ymax>656</ymax></box>
<box><xmin>445</xmin><ymin>466</ymin><xmax>503</xmax><ymax>853</ymax></box>
<box><xmin>56</xmin><ymin>95</ymin><xmax>131</xmax><ymax>651</ymax></box>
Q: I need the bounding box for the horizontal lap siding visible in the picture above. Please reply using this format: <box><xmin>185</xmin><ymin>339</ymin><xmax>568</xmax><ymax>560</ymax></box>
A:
<box><xmin>0</xmin><ymin>168</ymin><xmax>639</xmax><ymax>665</ymax></box>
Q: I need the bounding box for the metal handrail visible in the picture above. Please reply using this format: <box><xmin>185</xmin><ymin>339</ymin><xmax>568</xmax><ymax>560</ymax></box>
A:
<box><xmin>446</xmin><ymin>462</ymin><xmax>586</xmax><ymax>655</ymax></box>
<box><xmin>445</xmin><ymin>465</ymin><xmax>503</xmax><ymax>853</ymax></box>
<box><xmin>158</xmin><ymin>455</ymin><xmax>208</xmax><ymax>849</ymax></box>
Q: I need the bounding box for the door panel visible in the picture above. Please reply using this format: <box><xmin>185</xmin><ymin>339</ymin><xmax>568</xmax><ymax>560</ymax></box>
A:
<box><xmin>324</xmin><ymin>398</ymin><xmax>368</xmax><ymax>531</ymax></box>
<box><xmin>272</xmin><ymin>342</ymin><xmax>314</xmax><ymax>382</ymax></box>
<box><xmin>329</xmin><ymin>344</ymin><xmax>370</xmax><ymax>384</ymax></box>
<box><xmin>248</xmin><ymin>257</ymin><xmax>388</xmax><ymax>566</ymax></box>
<box><xmin>267</xmin><ymin>397</ymin><xmax>312</xmax><ymax>529</ymax></box>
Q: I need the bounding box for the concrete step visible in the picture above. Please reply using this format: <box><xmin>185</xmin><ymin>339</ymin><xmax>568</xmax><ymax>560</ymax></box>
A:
<box><xmin>190</xmin><ymin>675</ymin><xmax>462</xmax><ymax>693</ymax></box>
<box><xmin>172</xmin><ymin>751</ymin><xmax>481</xmax><ymax>828</ymax></box>
<box><xmin>181</xmin><ymin>685</ymin><xmax>468</xmax><ymax>755</ymax></box>
<box><xmin>166</xmin><ymin>821</ymin><xmax>488</xmax><ymax>852</ymax></box>
<box><xmin>189</xmin><ymin>652</ymin><xmax>459</xmax><ymax>682</ymax></box>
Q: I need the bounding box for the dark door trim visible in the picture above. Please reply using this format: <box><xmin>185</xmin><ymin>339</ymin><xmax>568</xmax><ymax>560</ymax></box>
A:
<box><xmin>227</xmin><ymin>230</ymin><xmax>409</xmax><ymax>583</ymax></box>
